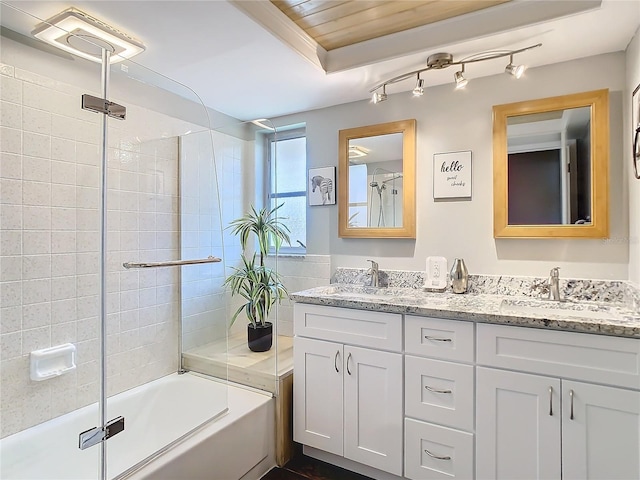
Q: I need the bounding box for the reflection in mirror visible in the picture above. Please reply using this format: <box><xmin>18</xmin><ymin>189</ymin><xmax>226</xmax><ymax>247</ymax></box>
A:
<box><xmin>339</xmin><ymin>119</ymin><xmax>416</xmax><ymax>238</ymax></box>
<box><xmin>507</xmin><ymin>106</ymin><xmax>591</xmax><ymax>225</ymax></box>
<box><xmin>348</xmin><ymin>133</ymin><xmax>403</xmax><ymax>228</ymax></box>
<box><xmin>493</xmin><ymin>89</ymin><xmax>609</xmax><ymax>238</ymax></box>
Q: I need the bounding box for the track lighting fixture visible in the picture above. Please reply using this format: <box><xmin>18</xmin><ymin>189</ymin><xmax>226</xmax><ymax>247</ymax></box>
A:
<box><xmin>505</xmin><ymin>54</ymin><xmax>525</xmax><ymax>79</ymax></box>
<box><xmin>454</xmin><ymin>65</ymin><xmax>468</xmax><ymax>90</ymax></box>
<box><xmin>369</xmin><ymin>43</ymin><xmax>540</xmax><ymax>102</ymax></box>
<box><xmin>412</xmin><ymin>74</ymin><xmax>425</xmax><ymax>97</ymax></box>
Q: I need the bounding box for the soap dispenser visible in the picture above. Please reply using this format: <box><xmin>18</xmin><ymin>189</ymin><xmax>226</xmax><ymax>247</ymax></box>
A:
<box><xmin>450</xmin><ymin>258</ymin><xmax>469</xmax><ymax>294</ymax></box>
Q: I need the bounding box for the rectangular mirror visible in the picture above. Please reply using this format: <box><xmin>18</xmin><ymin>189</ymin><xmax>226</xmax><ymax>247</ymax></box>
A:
<box><xmin>493</xmin><ymin>89</ymin><xmax>609</xmax><ymax>238</ymax></box>
<box><xmin>338</xmin><ymin>119</ymin><xmax>416</xmax><ymax>238</ymax></box>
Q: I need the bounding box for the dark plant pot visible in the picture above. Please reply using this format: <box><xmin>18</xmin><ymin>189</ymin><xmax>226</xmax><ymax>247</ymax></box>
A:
<box><xmin>247</xmin><ymin>322</ymin><xmax>273</xmax><ymax>352</ymax></box>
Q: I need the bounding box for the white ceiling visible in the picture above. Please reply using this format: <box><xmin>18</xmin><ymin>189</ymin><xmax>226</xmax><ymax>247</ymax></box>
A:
<box><xmin>3</xmin><ymin>0</ymin><xmax>640</xmax><ymax>121</ymax></box>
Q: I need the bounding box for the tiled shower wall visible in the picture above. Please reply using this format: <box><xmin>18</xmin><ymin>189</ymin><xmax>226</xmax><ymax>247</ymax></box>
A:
<box><xmin>0</xmin><ymin>64</ymin><xmax>197</xmax><ymax>438</ymax></box>
<box><xmin>180</xmin><ymin>130</ymin><xmax>249</xmax><ymax>351</ymax></box>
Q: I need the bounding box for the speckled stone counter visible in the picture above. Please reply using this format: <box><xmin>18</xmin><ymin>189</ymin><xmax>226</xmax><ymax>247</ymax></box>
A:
<box><xmin>290</xmin><ymin>283</ymin><xmax>640</xmax><ymax>339</ymax></box>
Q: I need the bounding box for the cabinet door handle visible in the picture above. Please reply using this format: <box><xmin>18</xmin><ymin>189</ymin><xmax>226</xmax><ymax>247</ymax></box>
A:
<box><xmin>569</xmin><ymin>389</ymin><xmax>574</xmax><ymax>420</ymax></box>
<box><xmin>424</xmin><ymin>449</ymin><xmax>451</xmax><ymax>461</ymax></box>
<box><xmin>346</xmin><ymin>352</ymin><xmax>352</xmax><ymax>376</ymax></box>
<box><xmin>425</xmin><ymin>385</ymin><xmax>452</xmax><ymax>394</ymax></box>
<box><xmin>334</xmin><ymin>351</ymin><xmax>340</xmax><ymax>373</ymax></box>
<box><xmin>549</xmin><ymin>386</ymin><xmax>553</xmax><ymax>416</ymax></box>
<box><xmin>424</xmin><ymin>335</ymin><xmax>452</xmax><ymax>342</ymax></box>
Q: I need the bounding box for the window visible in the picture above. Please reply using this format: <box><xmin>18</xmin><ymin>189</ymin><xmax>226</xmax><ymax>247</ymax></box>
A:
<box><xmin>267</xmin><ymin>128</ymin><xmax>307</xmax><ymax>254</ymax></box>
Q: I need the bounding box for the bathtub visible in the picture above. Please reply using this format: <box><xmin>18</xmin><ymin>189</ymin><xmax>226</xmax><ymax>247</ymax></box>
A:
<box><xmin>0</xmin><ymin>373</ymin><xmax>275</xmax><ymax>480</ymax></box>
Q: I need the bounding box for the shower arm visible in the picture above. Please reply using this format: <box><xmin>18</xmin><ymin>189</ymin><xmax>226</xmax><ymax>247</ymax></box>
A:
<box><xmin>122</xmin><ymin>256</ymin><xmax>222</xmax><ymax>269</ymax></box>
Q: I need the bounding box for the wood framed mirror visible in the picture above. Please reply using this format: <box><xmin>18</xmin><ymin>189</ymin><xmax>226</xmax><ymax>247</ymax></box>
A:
<box><xmin>493</xmin><ymin>89</ymin><xmax>609</xmax><ymax>238</ymax></box>
<box><xmin>338</xmin><ymin>119</ymin><xmax>416</xmax><ymax>238</ymax></box>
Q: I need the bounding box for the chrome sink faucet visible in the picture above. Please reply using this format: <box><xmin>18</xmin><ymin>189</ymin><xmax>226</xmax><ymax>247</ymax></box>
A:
<box><xmin>547</xmin><ymin>267</ymin><xmax>562</xmax><ymax>301</ymax></box>
<box><xmin>366</xmin><ymin>260</ymin><xmax>379</xmax><ymax>287</ymax></box>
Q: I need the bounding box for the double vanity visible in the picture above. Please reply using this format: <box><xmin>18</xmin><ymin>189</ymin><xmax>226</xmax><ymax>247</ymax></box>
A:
<box><xmin>290</xmin><ymin>276</ymin><xmax>640</xmax><ymax>480</ymax></box>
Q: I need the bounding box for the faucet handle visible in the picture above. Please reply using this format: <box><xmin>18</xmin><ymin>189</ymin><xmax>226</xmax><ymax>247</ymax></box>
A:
<box><xmin>550</xmin><ymin>267</ymin><xmax>560</xmax><ymax>278</ymax></box>
<box><xmin>367</xmin><ymin>259</ymin><xmax>378</xmax><ymax>270</ymax></box>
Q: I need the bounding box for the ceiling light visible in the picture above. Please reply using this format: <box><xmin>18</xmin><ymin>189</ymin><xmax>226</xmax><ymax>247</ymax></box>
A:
<box><xmin>454</xmin><ymin>65</ymin><xmax>468</xmax><ymax>90</ymax></box>
<box><xmin>32</xmin><ymin>7</ymin><xmax>145</xmax><ymax>64</ymax></box>
<box><xmin>412</xmin><ymin>75</ymin><xmax>424</xmax><ymax>97</ymax></box>
<box><xmin>349</xmin><ymin>145</ymin><xmax>369</xmax><ymax>158</ymax></box>
<box><xmin>369</xmin><ymin>43</ymin><xmax>540</xmax><ymax>103</ymax></box>
<box><xmin>505</xmin><ymin>55</ymin><xmax>526</xmax><ymax>79</ymax></box>
<box><xmin>372</xmin><ymin>85</ymin><xmax>387</xmax><ymax>104</ymax></box>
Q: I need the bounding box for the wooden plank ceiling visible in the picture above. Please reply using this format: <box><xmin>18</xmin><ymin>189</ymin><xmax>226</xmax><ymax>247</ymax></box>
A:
<box><xmin>270</xmin><ymin>0</ymin><xmax>511</xmax><ymax>51</ymax></box>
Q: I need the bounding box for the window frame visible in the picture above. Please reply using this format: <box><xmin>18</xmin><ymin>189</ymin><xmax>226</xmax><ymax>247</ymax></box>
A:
<box><xmin>266</xmin><ymin>127</ymin><xmax>307</xmax><ymax>255</ymax></box>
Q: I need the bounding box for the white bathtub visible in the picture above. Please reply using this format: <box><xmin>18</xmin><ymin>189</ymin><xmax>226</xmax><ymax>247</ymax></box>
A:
<box><xmin>0</xmin><ymin>373</ymin><xmax>275</xmax><ymax>480</ymax></box>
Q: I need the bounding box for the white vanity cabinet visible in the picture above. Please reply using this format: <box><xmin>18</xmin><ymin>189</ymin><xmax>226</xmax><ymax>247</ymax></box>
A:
<box><xmin>293</xmin><ymin>304</ymin><xmax>404</xmax><ymax>476</ymax></box>
<box><xmin>476</xmin><ymin>323</ymin><xmax>640</xmax><ymax>480</ymax></box>
<box><xmin>404</xmin><ymin>316</ymin><xmax>475</xmax><ymax>480</ymax></box>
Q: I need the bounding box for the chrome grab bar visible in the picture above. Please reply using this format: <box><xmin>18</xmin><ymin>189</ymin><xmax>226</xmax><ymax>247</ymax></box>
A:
<box><xmin>122</xmin><ymin>256</ymin><xmax>222</xmax><ymax>269</ymax></box>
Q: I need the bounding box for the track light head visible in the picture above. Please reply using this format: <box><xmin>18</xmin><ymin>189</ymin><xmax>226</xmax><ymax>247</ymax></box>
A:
<box><xmin>454</xmin><ymin>65</ymin><xmax>468</xmax><ymax>90</ymax></box>
<box><xmin>372</xmin><ymin>85</ymin><xmax>388</xmax><ymax>104</ymax></box>
<box><xmin>412</xmin><ymin>76</ymin><xmax>424</xmax><ymax>97</ymax></box>
<box><xmin>505</xmin><ymin>55</ymin><xmax>525</xmax><ymax>78</ymax></box>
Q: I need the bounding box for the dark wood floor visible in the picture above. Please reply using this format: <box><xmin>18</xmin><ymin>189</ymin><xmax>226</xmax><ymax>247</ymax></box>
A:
<box><xmin>262</xmin><ymin>453</ymin><xmax>373</xmax><ymax>480</ymax></box>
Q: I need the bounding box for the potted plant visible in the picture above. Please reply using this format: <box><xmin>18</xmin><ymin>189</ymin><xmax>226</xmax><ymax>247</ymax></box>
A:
<box><xmin>223</xmin><ymin>204</ymin><xmax>290</xmax><ymax>352</ymax></box>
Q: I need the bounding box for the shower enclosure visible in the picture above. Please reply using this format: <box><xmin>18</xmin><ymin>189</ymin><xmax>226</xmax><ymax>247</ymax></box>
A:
<box><xmin>0</xmin><ymin>3</ymin><xmax>283</xmax><ymax>478</ymax></box>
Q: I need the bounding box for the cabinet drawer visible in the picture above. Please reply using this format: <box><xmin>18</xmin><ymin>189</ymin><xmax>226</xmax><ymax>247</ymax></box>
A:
<box><xmin>404</xmin><ymin>418</ymin><xmax>474</xmax><ymax>480</ymax></box>
<box><xmin>294</xmin><ymin>303</ymin><xmax>402</xmax><ymax>352</ymax></box>
<box><xmin>405</xmin><ymin>356</ymin><xmax>474</xmax><ymax>431</ymax></box>
<box><xmin>477</xmin><ymin>323</ymin><xmax>640</xmax><ymax>389</ymax></box>
<box><xmin>405</xmin><ymin>316</ymin><xmax>474</xmax><ymax>362</ymax></box>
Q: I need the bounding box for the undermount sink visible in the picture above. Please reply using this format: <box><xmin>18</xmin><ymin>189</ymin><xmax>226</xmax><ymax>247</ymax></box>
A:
<box><xmin>322</xmin><ymin>285</ymin><xmax>395</xmax><ymax>300</ymax></box>
<box><xmin>500</xmin><ymin>299</ymin><xmax>622</xmax><ymax>321</ymax></box>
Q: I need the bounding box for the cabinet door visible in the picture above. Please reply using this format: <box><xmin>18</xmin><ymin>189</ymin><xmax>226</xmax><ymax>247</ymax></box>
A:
<box><xmin>343</xmin><ymin>345</ymin><xmax>403</xmax><ymax>476</ymax></box>
<box><xmin>293</xmin><ymin>337</ymin><xmax>343</xmax><ymax>456</ymax></box>
<box><xmin>562</xmin><ymin>380</ymin><xmax>640</xmax><ymax>480</ymax></box>
<box><xmin>476</xmin><ymin>367</ymin><xmax>561</xmax><ymax>480</ymax></box>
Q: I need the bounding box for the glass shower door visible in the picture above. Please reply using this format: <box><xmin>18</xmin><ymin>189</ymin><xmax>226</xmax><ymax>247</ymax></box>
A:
<box><xmin>103</xmin><ymin>52</ymin><xmax>229</xmax><ymax>479</ymax></box>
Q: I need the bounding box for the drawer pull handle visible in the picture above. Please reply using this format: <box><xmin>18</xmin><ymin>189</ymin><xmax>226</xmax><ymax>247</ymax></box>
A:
<box><xmin>425</xmin><ymin>385</ymin><xmax>452</xmax><ymax>394</ymax></box>
<box><xmin>569</xmin><ymin>389</ymin><xmax>574</xmax><ymax>420</ymax></box>
<box><xmin>334</xmin><ymin>351</ymin><xmax>340</xmax><ymax>373</ymax></box>
<box><xmin>425</xmin><ymin>335</ymin><xmax>452</xmax><ymax>342</ymax></box>
<box><xmin>346</xmin><ymin>352</ymin><xmax>352</xmax><ymax>376</ymax></box>
<box><xmin>424</xmin><ymin>449</ymin><xmax>451</xmax><ymax>461</ymax></box>
<box><xmin>549</xmin><ymin>386</ymin><xmax>553</xmax><ymax>416</ymax></box>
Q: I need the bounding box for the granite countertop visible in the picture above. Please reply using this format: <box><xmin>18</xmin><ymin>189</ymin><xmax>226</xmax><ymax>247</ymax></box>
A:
<box><xmin>290</xmin><ymin>284</ymin><xmax>640</xmax><ymax>339</ymax></box>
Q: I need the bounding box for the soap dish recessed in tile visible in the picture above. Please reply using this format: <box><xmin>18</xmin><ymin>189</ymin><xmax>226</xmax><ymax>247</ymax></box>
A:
<box><xmin>30</xmin><ymin>343</ymin><xmax>77</xmax><ymax>381</ymax></box>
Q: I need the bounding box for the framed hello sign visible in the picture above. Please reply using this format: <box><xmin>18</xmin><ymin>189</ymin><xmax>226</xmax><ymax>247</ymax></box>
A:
<box><xmin>433</xmin><ymin>150</ymin><xmax>472</xmax><ymax>199</ymax></box>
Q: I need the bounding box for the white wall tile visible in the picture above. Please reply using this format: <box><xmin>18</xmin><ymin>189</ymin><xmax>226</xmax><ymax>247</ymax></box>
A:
<box><xmin>22</xmin><ymin>156</ymin><xmax>51</xmax><ymax>183</ymax></box>
<box><xmin>1</xmin><ymin>178</ymin><xmax>22</xmax><ymax>204</ymax></box>
<box><xmin>22</xmin><ymin>255</ymin><xmax>51</xmax><ymax>280</ymax></box>
<box><xmin>0</xmin><ymin>281</ymin><xmax>21</xmax><ymax>307</ymax></box>
<box><xmin>22</xmin><ymin>278</ymin><xmax>51</xmax><ymax>305</ymax></box>
<box><xmin>0</xmin><ymin>306</ymin><xmax>21</xmax><ymax>334</ymax></box>
<box><xmin>51</xmin><ymin>184</ymin><xmax>76</xmax><ymax>208</ymax></box>
<box><xmin>23</xmin><ymin>132</ymin><xmax>50</xmax><ymax>159</ymax></box>
<box><xmin>51</xmin><ymin>161</ymin><xmax>76</xmax><ymax>185</ymax></box>
<box><xmin>1</xmin><ymin>101</ymin><xmax>21</xmax><ymax>129</ymax></box>
<box><xmin>1</xmin><ymin>332</ymin><xmax>22</xmax><ymax>360</ymax></box>
<box><xmin>22</xmin><ymin>181</ymin><xmax>51</xmax><ymax>206</ymax></box>
<box><xmin>51</xmin><ymin>114</ymin><xmax>78</xmax><ymax>140</ymax></box>
<box><xmin>22</xmin><ymin>326</ymin><xmax>50</xmax><ymax>353</ymax></box>
<box><xmin>0</xmin><ymin>76</ymin><xmax>21</xmax><ymax>103</ymax></box>
<box><xmin>0</xmin><ymin>127</ymin><xmax>21</xmax><ymax>154</ymax></box>
<box><xmin>51</xmin><ymin>299</ymin><xmax>77</xmax><ymax>324</ymax></box>
<box><xmin>51</xmin><ymin>232</ymin><xmax>76</xmax><ymax>254</ymax></box>
<box><xmin>1</xmin><ymin>256</ymin><xmax>21</xmax><ymax>281</ymax></box>
<box><xmin>22</xmin><ymin>107</ymin><xmax>51</xmax><ymax>135</ymax></box>
<box><xmin>0</xmin><ymin>152</ymin><xmax>22</xmax><ymax>180</ymax></box>
<box><xmin>23</xmin><ymin>206</ymin><xmax>51</xmax><ymax>230</ymax></box>
<box><xmin>51</xmin><ymin>254</ymin><xmax>76</xmax><ymax>277</ymax></box>
<box><xmin>22</xmin><ymin>302</ymin><xmax>51</xmax><ymax>330</ymax></box>
<box><xmin>50</xmin><ymin>276</ymin><xmax>76</xmax><ymax>301</ymax></box>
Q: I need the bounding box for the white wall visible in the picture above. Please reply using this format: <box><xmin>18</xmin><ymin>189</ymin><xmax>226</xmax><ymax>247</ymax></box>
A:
<box><xmin>627</xmin><ymin>28</ymin><xmax>640</xmax><ymax>286</ymax></box>
<box><xmin>272</xmin><ymin>53</ymin><xmax>629</xmax><ymax>280</ymax></box>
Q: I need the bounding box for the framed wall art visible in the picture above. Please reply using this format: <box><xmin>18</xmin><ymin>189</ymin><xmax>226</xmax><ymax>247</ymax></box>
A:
<box><xmin>433</xmin><ymin>150</ymin><xmax>472</xmax><ymax>199</ymax></box>
<box><xmin>308</xmin><ymin>166</ymin><xmax>336</xmax><ymax>206</ymax></box>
